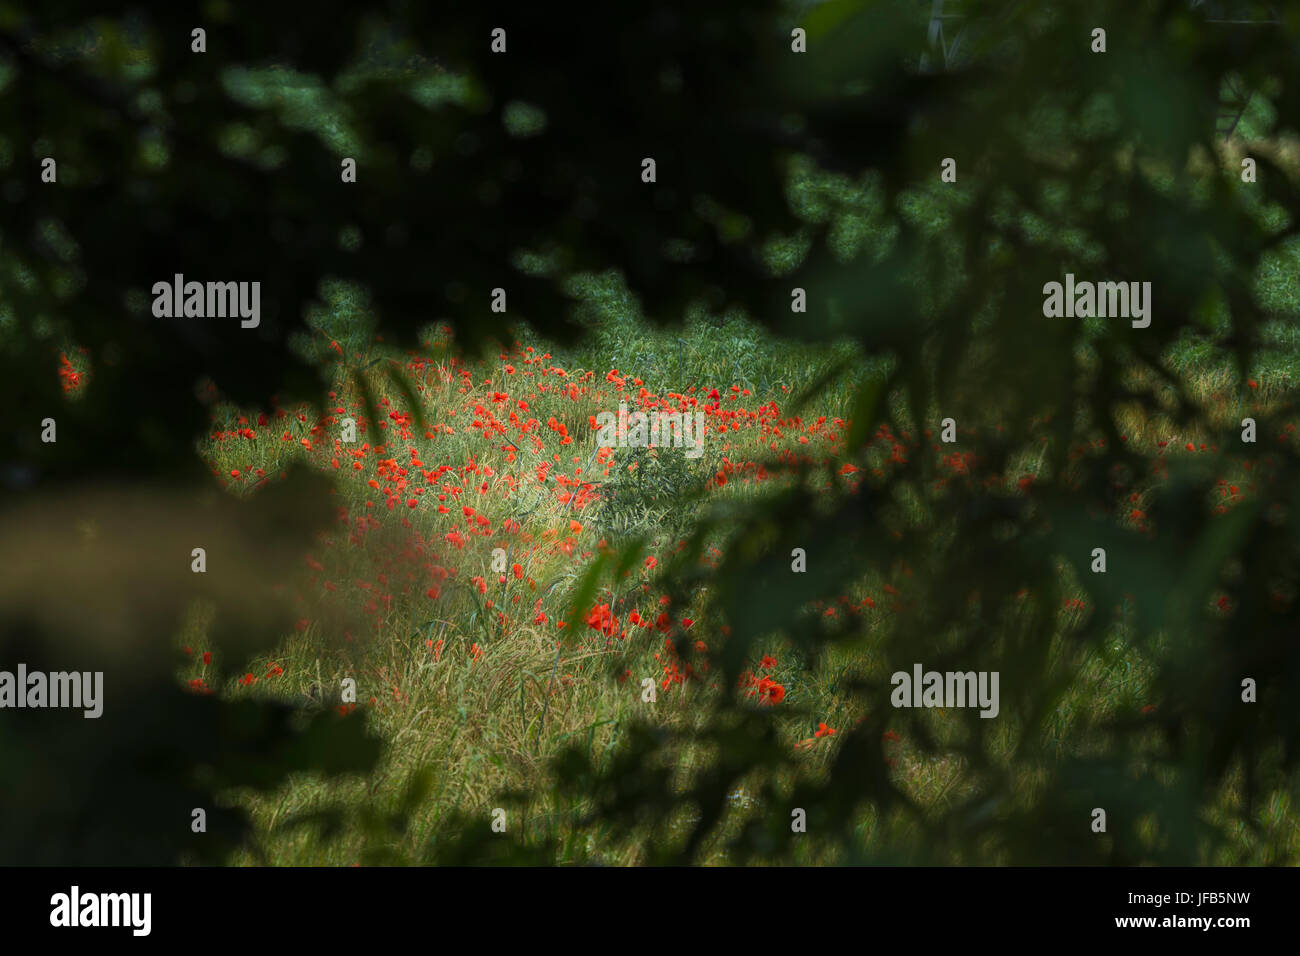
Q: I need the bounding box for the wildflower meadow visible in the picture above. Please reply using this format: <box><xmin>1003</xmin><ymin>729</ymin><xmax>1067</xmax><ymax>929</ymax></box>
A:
<box><xmin>5</xmin><ymin>2</ymin><xmax>1300</xmax><ymax>907</ymax></box>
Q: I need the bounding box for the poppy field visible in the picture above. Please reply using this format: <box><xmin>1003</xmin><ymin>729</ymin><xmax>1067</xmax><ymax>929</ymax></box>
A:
<box><xmin>84</xmin><ymin>228</ymin><xmax>1292</xmax><ymax>865</ymax></box>
<box><xmin>10</xmin><ymin>3</ymin><xmax>1300</xmax><ymax>882</ymax></box>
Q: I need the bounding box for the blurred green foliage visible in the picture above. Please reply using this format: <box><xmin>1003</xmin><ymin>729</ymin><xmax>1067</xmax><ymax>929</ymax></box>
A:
<box><xmin>3</xmin><ymin>0</ymin><xmax>1300</xmax><ymax>864</ymax></box>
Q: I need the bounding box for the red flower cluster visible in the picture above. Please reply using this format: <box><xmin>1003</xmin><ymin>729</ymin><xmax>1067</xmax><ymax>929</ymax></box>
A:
<box><xmin>586</xmin><ymin>603</ymin><xmax>624</xmax><ymax>639</ymax></box>
<box><xmin>57</xmin><ymin>352</ymin><xmax>86</xmax><ymax>393</ymax></box>
<box><xmin>738</xmin><ymin>668</ymin><xmax>785</xmax><ymax>705</ymax></box>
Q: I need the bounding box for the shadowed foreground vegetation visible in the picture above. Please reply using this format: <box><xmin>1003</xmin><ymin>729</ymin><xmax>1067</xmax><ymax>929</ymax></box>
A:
<box><xmin>6</xmin><ymin>1</ymin><xmax>1300</xmax><ymax>864</ymax></box>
